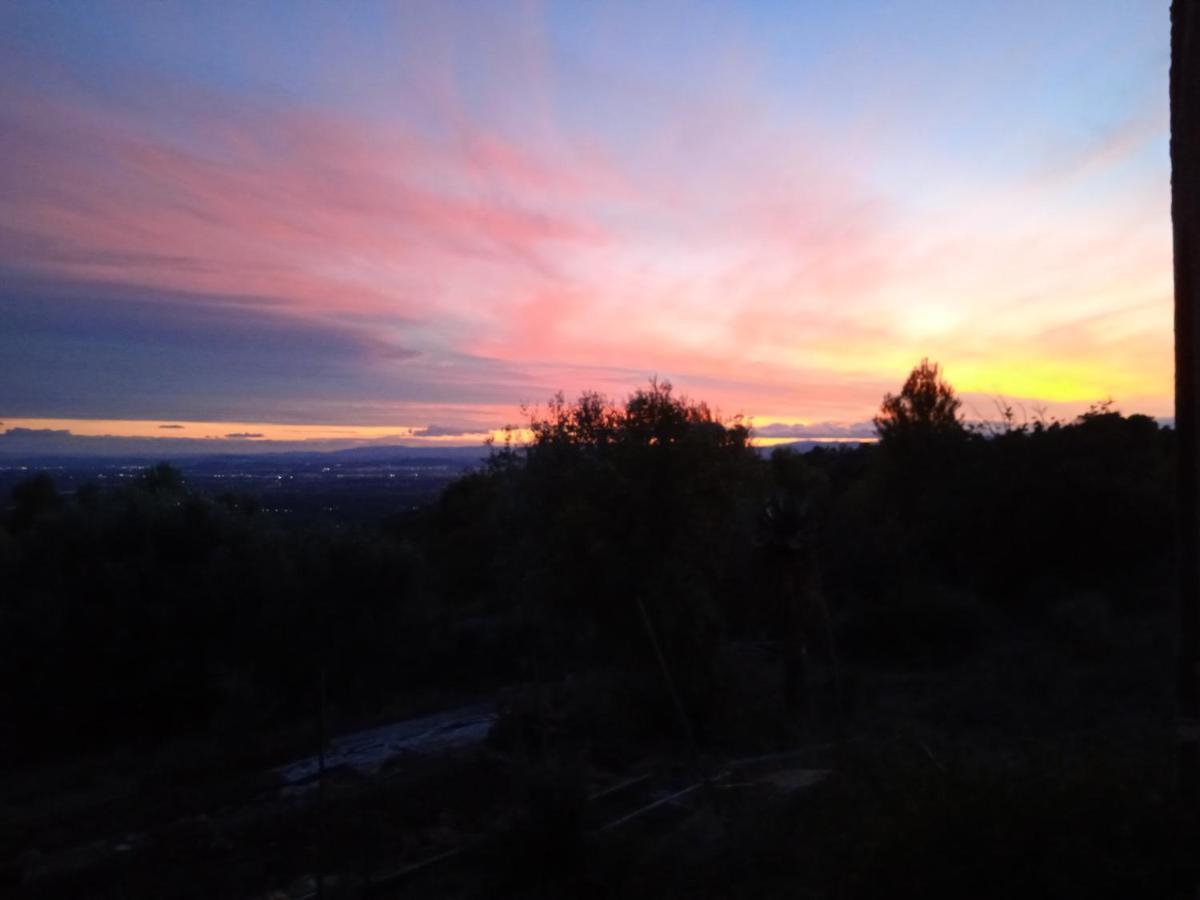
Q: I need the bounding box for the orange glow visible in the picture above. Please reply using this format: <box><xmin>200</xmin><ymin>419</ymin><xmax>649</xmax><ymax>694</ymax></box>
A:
<box><xmin>752</xmin><ymin>436</ymin><xmax>876</xmax><ymax>448</ymax></box>
<box><xmin>1</xmin><ymin>418</ymin><xmax>877</xmax><ymax>449</ymax></box>
<box><xmin>1</xmin><ymin>418</ymin><xmax>498</xmax><ymax>445</ymax></box>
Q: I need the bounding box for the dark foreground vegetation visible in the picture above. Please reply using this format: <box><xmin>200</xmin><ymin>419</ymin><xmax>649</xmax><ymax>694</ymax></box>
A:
<box><xmin>1</xmin><ymin>363</ymin><xmax>1196</xmax><ymax>898</ymax></box>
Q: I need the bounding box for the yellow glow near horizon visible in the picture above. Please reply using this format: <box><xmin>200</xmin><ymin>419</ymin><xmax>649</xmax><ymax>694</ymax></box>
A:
<box><xmin>950</xmin><ymin>359</ymin><xmax>1169</xmax><ymax>406</ymax></box>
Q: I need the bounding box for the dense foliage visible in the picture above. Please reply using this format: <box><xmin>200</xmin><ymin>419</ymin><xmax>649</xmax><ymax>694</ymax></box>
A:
<box><xmin>0</xmin><ymin>467</ymin><xmax>431</xmax><ymax>762</ymax></box>
<box><xmin>0</xmin><ymin>368</ymin><xmax>1176</xmax><ymax>762</ymax></box>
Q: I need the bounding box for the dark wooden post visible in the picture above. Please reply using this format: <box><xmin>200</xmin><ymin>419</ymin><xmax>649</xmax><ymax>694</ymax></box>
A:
<box><xmin>1172</xmin><ymin>0</ymin><xmax>1200</xmax><ymax>803</ymax></box>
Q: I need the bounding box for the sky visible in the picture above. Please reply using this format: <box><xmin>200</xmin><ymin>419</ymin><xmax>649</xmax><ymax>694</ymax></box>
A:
<box><xmin>0</xmin><ymin>1</ymin><xmax>1174</xmax><ymax>449</ymax></box>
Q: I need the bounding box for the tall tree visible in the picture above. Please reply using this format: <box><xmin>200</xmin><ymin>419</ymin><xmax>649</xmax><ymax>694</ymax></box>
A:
<box><xmin>1172</xmin><ymin>0</ymin><xmax>1200</xmax><ymax>802</ymax></box>
<box><xmin>872</xmin><ymin>359</ymin><xmax>965</xmax><ymax>457</ymax></box>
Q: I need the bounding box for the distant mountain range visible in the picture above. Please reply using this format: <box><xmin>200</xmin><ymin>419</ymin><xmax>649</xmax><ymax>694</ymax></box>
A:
<box><xmin>0</xmin><ymin>427</ymin><xmax>494</xmax><ymax>462</ymax></box>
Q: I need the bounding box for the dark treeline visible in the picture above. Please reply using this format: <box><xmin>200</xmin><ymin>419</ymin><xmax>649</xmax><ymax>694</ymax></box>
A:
<box><xmin>0</xmin><ymin>364</ymin><xmax>1175</xmax><ymax>764</ymax></box>
<box><xmin>0</xmin><ymin>464</ymin><xmax>433</xmax><ymax>763</ymax></box>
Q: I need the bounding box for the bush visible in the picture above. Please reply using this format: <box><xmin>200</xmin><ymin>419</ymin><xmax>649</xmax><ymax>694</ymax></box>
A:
<box><xmin>837</xmin><ymin>588</ymin><xmax>990</xmax><ymax>666</ymax></box>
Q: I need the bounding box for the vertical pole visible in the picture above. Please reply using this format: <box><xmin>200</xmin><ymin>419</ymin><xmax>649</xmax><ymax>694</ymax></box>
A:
<box><xmin>635</xmin><ymin>597</ymin><xmax>707</xmax><ymax>788</ymax></box>
<box><xmin>1172</xmin><ymin>0</ymin><xmax>1200</xmax><ymax>804</ymax></box>
<box><xmin>317</xmin><ymin>664</ymin><xmax>327</xmax><ymax>900</ymax></box>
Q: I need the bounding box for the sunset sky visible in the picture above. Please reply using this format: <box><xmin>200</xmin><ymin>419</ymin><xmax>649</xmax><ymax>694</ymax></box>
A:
<box><xmin>0</xmin><ymin>1</ymin><xmax>1172</xmax><ymax>448</ymax></box>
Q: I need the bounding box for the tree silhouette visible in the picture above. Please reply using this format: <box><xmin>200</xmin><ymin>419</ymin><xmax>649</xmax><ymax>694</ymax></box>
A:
<box><xmin>761</xmin><ymin>449</ymin><xmax>834</xmax><ymax>716</ymax></box>
<box><xmin>138</xmin><ymin>462</ymin><xmax>186</xmax><ymax>495</ymax></box>
<box><xmin>483</xmin><ymin>380</ymin><xmax>761</xmax><ymax>736</ymax></box>
<box><xmin>873</xmin><ymin>358</ymin><xmax>964</xmax><ymax>449</ymax></box>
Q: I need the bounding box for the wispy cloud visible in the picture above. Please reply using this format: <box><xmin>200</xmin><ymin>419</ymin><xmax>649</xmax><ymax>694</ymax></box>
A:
<box><xmin>753</xmin><ymin>421</ymin><xmax>876</xmax><ymax>440</ymax></box>
<box><xmin>0</xmin><ymin>1</ymin><xmax>1174</xmax><ymax>433</ymax></box>
<box><xmin>409</xmin><ymin>424</ymin><xmax>486</xmax><ymax>438</ymax></box>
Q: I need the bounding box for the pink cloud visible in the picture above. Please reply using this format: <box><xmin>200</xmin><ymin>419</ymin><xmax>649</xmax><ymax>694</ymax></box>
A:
<box><xmin>1</xmin><ymin>88</ymin><xmax>612</xmax><ymax>324</ymax></box>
